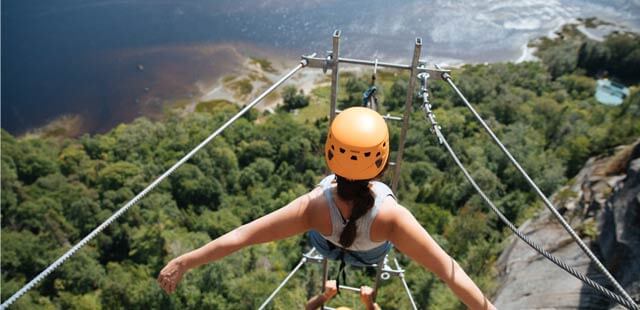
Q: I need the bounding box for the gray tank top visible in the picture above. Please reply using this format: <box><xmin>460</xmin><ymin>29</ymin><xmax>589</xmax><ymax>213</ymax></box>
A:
<box><xmin>317</xmin><ymin>174</ymin><xmax>396</xmax><ymax>251</ymax></box>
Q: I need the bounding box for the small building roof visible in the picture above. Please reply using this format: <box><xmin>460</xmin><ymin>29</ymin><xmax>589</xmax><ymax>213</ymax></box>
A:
<box><xmin>595</xmin><ymin>79</ymin><xmax>629</xmax><ymax>106</ymax></box>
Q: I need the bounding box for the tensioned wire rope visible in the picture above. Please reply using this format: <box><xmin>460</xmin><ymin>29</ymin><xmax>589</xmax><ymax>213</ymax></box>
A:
<box><xmin>258</xmin><ymin>249</ymin><xmax>419</xmax><ymax>310</ymax></box>
<box><xmin>0</xmin><ymin>58</ymin><xmax>311</xmax><ymax>309</ymax></box>
<box><xmin>418</xmin><ymin>72</ymin><xmax>638</xmax><ymax>310</ymax></box>
<box><xmin>257</xmin><ymin>248</ymin><xmax>315</xmax><ymax>310</ymax></box>
<box><xmin>439</xmin><ymin>69</ymin><xmax>637</xmax><ymax>307</ymax></box>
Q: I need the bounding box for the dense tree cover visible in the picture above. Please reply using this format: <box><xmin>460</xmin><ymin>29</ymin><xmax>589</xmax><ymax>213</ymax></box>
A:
<box><xmin>536</xmin><ymin>24</ymin><xmax>640</xmax><ymax>84</ymax></box>
<box><xmin>1</xmin><ymin>32</ymin><xmax>638</xmax><ymax>309</ymax></box>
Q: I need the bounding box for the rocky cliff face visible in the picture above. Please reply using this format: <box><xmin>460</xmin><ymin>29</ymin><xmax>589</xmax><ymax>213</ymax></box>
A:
<box><xmin>493</xmin><ymin>141</ymin><xmax>640</xmax><ymax>309</ymax></box>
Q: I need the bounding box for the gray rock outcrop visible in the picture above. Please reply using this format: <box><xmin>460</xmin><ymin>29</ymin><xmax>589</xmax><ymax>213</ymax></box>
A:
<box><xmin>493</xmin><ymin>141</ymin><xmax>640</xmax><ymax>309</ymax></box>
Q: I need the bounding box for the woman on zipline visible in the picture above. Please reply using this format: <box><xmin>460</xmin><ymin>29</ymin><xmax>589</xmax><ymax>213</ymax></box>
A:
<box><xmin>158</xmin><ymin>107</ymin><xmax>495</xmax><ymax>309</ymax></box>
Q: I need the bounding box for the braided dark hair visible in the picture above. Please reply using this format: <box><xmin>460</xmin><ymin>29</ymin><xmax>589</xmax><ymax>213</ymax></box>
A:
<box><xmin>336</xmin><ymin>175</ymin><xmax>374</xmax><ymax>248</ymax></box>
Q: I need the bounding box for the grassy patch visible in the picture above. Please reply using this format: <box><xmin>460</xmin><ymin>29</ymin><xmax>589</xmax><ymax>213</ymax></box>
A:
<box><xmin>580</xmin><ymin>17</ymin><xmax>613</xmax><ymax>29</ymax></box>
<box><xmin>579</xmin><ymin>218</ymin><xmax>598</xmax><ymax>239</ymax></box>
<box><xmin>311</xmin><ymin>85</ymin><xmax>330</xmax><ymax>100</ymax></box>
<box><xmin>295</xmin><ymin>85</ymin><xmax>330</xmax><ymax>122</ymax></box>
<box><xmin>531</xmin><ymin>23</ymin><xmax>586</xmax><ymax>57</ymax></box>
<box><xmin>295</xmin><ymin>100</ymin><xmax>328</xmax><ymax>123</ymax></box>
<box><xmin>222</xmin><ymin>75</ymin><xmax>237</xmax><ymax>83</ymax></box>
<box><xmin>250</xmin><ymin>57</ymin><xmax>277</xmax><ymax>73</ymax></box>
<box><xmin>265</xmin><ymin>90</ymin><xmax>280</xmax><ymax>104</ymax></box>
<box><xmin>249</xmin><ymin>72</ymin><xmax>272</xmax><ymax>84</ymax></box>
<box><xmin>171</xmin><ymin>98</ymin><xmax>193</xmax><ymax>110</ymax></box>
<box><xmin>228</xmin><ymin>78</ymin><xmax>254</xmax><ymax>97</ymax></box>
<box><xmin>42</xmin><ymin>127</ymin><xmax>68</xmax><ymax>138</ymax></box>
<box><xmin>195</xmin><ymin>99</ymin><xmax>234</xmax><ymax>114</ymax></box>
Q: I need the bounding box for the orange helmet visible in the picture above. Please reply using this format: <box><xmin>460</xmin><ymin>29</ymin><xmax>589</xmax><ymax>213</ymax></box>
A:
<box><xmin>325</xmin><ymin>107</ymin><xmax>389</xmax><ymax>180</ymax></box>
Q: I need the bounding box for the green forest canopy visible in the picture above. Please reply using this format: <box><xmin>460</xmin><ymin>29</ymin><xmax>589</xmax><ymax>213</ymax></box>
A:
<box><xmin>1</xmin><ymin>30</ymin><xmax>639</xmax><ymax>309</ymax></box>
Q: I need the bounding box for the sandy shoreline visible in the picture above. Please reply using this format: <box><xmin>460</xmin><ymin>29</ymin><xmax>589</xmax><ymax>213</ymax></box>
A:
<box><xmin>20</xmin><ymin>17</ymin><xmax>628</xmax><ymax>139</ymax></box>
<box><xmin>193</xmin><ymin>52</ymin><xmax>346</xmax><ymax>112</ymax></box>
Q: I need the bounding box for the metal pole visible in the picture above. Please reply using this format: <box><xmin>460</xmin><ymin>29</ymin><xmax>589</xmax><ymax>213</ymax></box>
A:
<box><xmin>329</xmin><ymin>30</ymin><xmax>341</xmax><ymax>123</ymax></box>
<box><xmin>394</xmin><ymin>258</ymin><xmax>418</xmax><ymax>310</ymax></box>
<box><xmin>321</xmin><ymin>258</ymin><xmax>329</xmax><ymax>310</ymax></box>
<box><xmin>371</xmin><ymin>258</ymin><xmax>385</xmax><ymax>302</ymax></box>
<box><xmin>258</xmin><ymin>248</ymin><xmax>315</xmax><ymax>310</ymax></box>
<box><xmin>338</xmin><ymin>285</ymin><xmax>361</xmax><ymax>293</ymax></box>
<box><xmin>0</xmin><ymin>60</ymin><xmax>309</xmax><ymax>310</ymax></box>
<box><xmin>441</xmin><ymin>73</ymin><xmax>637</xmax><ymax>306</ymax></box>
<box><xmin>392</xmin><ymin>38</ymin><xmax>422</xmax><ymax>192</ymax></box>
<box><xmin>335</xmin><ymin>109</ymin><xmax>402</xmax><ymax>121</ymax></box>
<box><xmin>339</xmin><ymin>57</ymin><xmax>411</xmax><ymax>70</ymax></box>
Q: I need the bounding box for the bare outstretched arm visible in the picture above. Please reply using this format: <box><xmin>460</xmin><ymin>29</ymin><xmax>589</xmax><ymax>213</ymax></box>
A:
<box><xmin>157</xmin><ymin>188</ymin><xmax>319</xmax><ymax>293</ymax></box>
<box><xmin>388</xmin><ymin>205</ymin><xmax>495</xmax><ymax>310</ymax></box>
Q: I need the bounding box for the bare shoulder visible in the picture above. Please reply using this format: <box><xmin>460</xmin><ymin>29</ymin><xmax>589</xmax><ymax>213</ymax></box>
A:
<box><xmin>371</xmin><ymin>196</ymin><xmax>412</xmax><ymax>241</ymax></box>
<box><xmin>305</xmin><ymin>186</ymin><xmax>325</xmax><ymax>209</ymax></box>
<box><xmin>376</xmin><ymin>196</ymin><xmax>412</xmax><ymax>223</ymax></box>
<box><xmin>305</xmin><ymin>186</ymin><xmax>332</xmax><ymax>234</ymax></box>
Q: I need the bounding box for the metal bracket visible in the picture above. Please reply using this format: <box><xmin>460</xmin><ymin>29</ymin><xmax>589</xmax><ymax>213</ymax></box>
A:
<box><xmin>417</xmin><ymin>64</ymin><xmax>450</xmax><ymax>81</ymax></box>
<box><xmin>303</xmin><ymin>54</ymin><xmax>329</xmax><ymax>70</ymax></box>
<box><xmin>323</xmin><ymin>51</ymin><xmax>333</xmax><ymax>73</ymax></box>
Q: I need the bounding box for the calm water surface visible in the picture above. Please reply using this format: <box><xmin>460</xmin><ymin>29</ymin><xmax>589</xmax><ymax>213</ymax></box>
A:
<box><xmin>2</xmin><ymin>0</ymin><xmax>639</xmax><ymax>134</ymax></box>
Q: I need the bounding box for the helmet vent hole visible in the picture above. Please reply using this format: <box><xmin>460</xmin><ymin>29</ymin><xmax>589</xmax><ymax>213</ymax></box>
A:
<box><xmin>376</xmin><ymin>152</ymin><xmax>381</xmax><ymax>157</ymax></box>
<box><xmin>328</xmin><ymin>150</ymin><xmax>334</xmax><ymax>160</ymax></box>
<box><xmin>339</xmin><ymin>148</ymin><xmax>346</xmax><ymax>153</ymax></box>
<box><xmin>331</xmin><ymin>145</ymin><xmax>335</xmax><ymax>150</ymax></box>
<box><xmin>383</xmin><ymin>142</ymin><xmax>386</xmax><ymax>147</ymax></box>
<box><xmin>350</xmin><ymin>155</ymin><xmax>358</xmax><ymax>160</ymax></box>
<box><xmin>364</xmin><ymin>152</ymin><xmax>371</xmax><ymax>157</ymax></box>
<box><xmin>375</xmin><ymin>158</ymin><xmax>383</xmax><ymax>168</ymax></box>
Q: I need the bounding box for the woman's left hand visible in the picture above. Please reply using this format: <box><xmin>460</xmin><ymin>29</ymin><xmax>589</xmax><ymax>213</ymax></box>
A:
<box><xmin>157</xmin><ymin>257</ymin><xmax>187</xmax><ymax>294</ymax></box>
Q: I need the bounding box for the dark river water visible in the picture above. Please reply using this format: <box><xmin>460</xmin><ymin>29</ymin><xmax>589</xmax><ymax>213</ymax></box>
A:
<box><xmin>2</xmin><ymin>0</ymin><xmax>639</xmax><ymax>134</ymax></box>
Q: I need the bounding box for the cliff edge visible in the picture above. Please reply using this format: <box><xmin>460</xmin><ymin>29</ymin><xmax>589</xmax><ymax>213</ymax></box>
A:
<box><xmin>494</xmin><ymin>140</ymin><xmax>640</xmax><ymax>309</ymax></box>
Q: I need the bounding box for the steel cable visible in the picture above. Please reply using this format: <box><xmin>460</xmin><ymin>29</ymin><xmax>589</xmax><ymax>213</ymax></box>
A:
<box><xmin>419</xmin><ymin>74</ymin><xmax>637</xmax><ymax>309</ymax></box>
<box><xmin>0</xmin><ymin>60</ymin><xmax>308</xmax><ymax>309</ymax></box>
<box><xmin>441</xmin><ymin>73</ymin><xmax>636</xmax><ymax>307</ymax></box>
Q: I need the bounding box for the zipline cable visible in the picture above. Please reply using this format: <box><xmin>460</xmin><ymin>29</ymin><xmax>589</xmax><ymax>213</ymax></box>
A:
<box><xmin>258</xmin><ymin>248</ymin><xmax>315</xmax><ymax>310</ymax></box>
<box><xmin>440</xmin><ymin>71</ymin><xmax>636</xmax><ymax>307</ymax></box>
<box><xmin>419</xmin><ymin>73</ymin><xmax>638</xmax><ymax>310</ymax></box>
<box><xmin>0</xmin><ymin>59</ymin><xmax>309</xmax><ymax>309</ymax></box>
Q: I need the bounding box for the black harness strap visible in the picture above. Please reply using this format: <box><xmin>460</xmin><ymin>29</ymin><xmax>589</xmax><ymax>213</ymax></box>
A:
<box><xmin>326</xmin><ymin>240</ymin><xmax>371</xmax><ymax>294</ymax></box>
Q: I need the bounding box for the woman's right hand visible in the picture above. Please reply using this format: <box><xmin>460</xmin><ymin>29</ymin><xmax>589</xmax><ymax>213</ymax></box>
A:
<box><xmin>157</xmin><ymin>257</ymin><xmax>187</xmax><ymax>294</ymax></box>
<box><xmin>360</xmin><ymin>286</ymin><xmax>377</xmax><ymax>310</ymax></box>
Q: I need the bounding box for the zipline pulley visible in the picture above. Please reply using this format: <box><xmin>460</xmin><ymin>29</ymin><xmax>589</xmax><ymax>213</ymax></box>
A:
<box><xmin>362</xmin><ymin>58</ymin><xmax>379</xmax><ymax>110</ymax></box>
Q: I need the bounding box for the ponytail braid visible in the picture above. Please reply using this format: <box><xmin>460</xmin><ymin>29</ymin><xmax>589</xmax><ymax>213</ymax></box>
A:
<box><xmin>336</xmin><ymin>175</ymin><xmax>374</xmax><ymax>248</ymax></box>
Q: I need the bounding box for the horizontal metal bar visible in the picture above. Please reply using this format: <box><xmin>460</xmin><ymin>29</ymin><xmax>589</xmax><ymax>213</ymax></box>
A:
<box><xmin>382</xmin><ymin>113</ymin><xmax>403</xmax><ymax>121</ymax></box>
<box><xmin>303</xmin><ymin>55</ymin><xmax>328</xmax><ymax>69</ymax></box>
<box><xmin>339</xmin><ymin>285</ymin><xmax>361</xmax><ymax>293</ymax></box>
<box><xmin>338</xmin><ymin>57</ymin><xmax>411</xmax><ymax>70</ymax></box>
<box><xmin>302</xmin><ymin>55</ymin><xmax>451</xmax><ymax>80</ymax></box>
<box><xmin>303</xmin><ymin>253</ymin><xmax>326</xmax><ymax>264</ymax></box>
<box><xmin>335</xmin><ymin>109</ymin><xmax>402</xmax><ymax>121</ymax></box>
